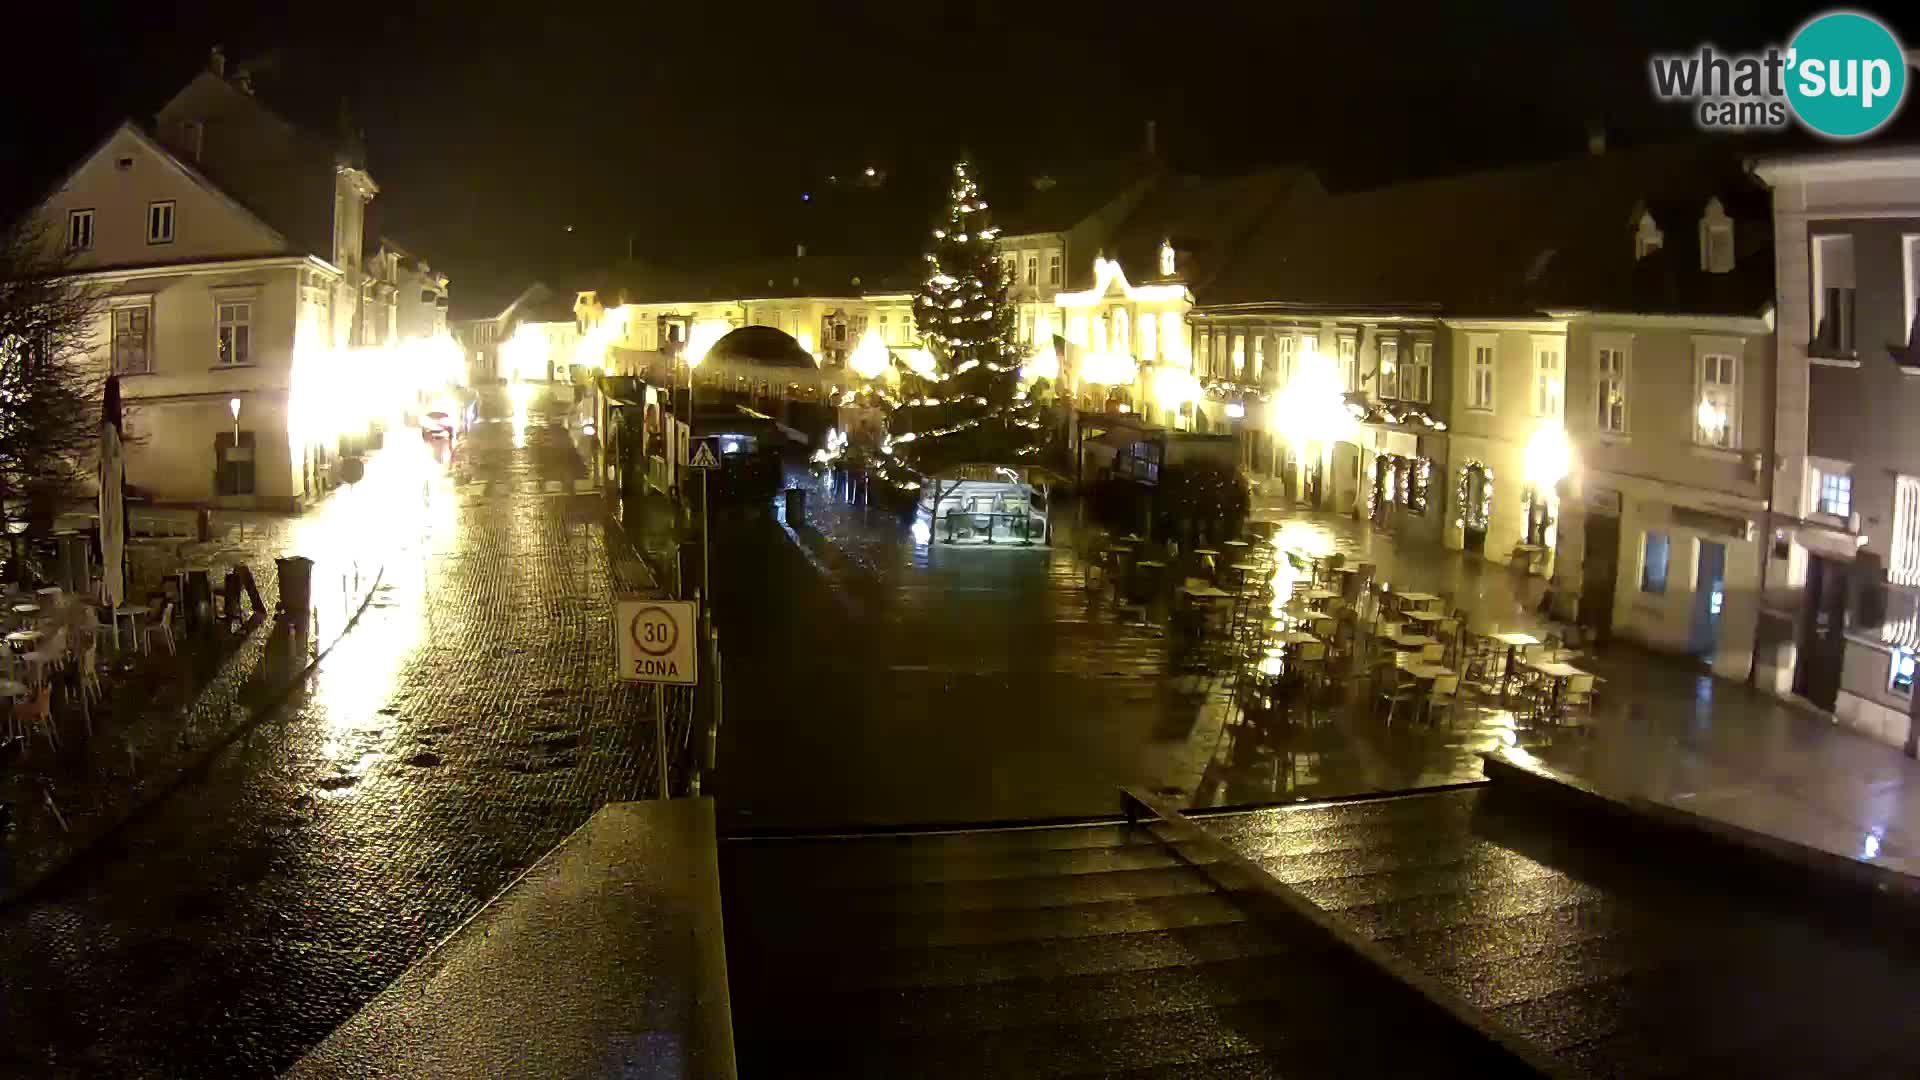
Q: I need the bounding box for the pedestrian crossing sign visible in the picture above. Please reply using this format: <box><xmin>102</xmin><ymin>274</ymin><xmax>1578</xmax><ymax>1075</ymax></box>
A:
<box><xmin>688</xmin><ymin>441</ymin><xmax>721</xmax><ymax>470</ymax></box>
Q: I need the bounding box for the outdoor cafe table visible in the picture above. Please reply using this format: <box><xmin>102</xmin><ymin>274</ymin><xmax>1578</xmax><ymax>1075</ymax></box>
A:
<box><xmin>1227</xmin><ymin>562</ymin><xmax>1259</xmax><ymax>588</ymax></box>
<box><xmin>1392</xmin><ymin>633</ymin><xmax>1437</xmax><ymax>650</ymax></box>
<box><xmin>1193</xmin><ymin>548</ymin><xmax>1221</xmax><ymax>577</ymax></box>
<box><xmin>1402</xmin><ymin>609</ymin><xmax>1441</xmax><ymax>623</ymax></box>
<box><xmin>1221</xmin><ymin>540</ymin><xmax>1251</xmax><ymax>553</ymax></box>
<box><xmin>0</xmin><ymin>678</ymin><xmax>25</xmax><ymax>702</ymax></box>
<box><xmin>1273</xmin><ymin>629</ymin><xmax>1319</xmax><ymax>646</ymax></box>
<box><xmin>1394</xmin><ymin>591</ymin><xmax>1442</xmax><ymax>611</ymax></box>
<box><xmin>1304</xmin><ymin>588</ymin><xmax>1338</xmax><ymax>605</ymax></box>
<box><xmin>5</xmin><ymin>630</ymin><xmax>42</xmax><ymax>653</ymax></box>
<box><xmin>113</xmin><ymin>605</ymin><xmax>148</xmax><ymax>655</ymax></box>
<box><xmin>10</xmin><ymin>604</ymin><xmax>38</xmax><ymax>617</ymax></box>
<box><xmin>1492</xmin><ymin>631</ymin><xmax>1542</xmax><ymax>700</ymax></box>
<box><xmin>1522</xmin><ymin>659</ymin><xmax>1586</xmax><ymax>712</ymax></box>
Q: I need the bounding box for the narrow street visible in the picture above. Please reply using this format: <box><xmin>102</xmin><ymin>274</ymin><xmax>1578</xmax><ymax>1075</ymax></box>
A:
<box><xmin>0</xmin><ymin>411</ymin><xmax>661</xmax><ymax>1078</ymax></box>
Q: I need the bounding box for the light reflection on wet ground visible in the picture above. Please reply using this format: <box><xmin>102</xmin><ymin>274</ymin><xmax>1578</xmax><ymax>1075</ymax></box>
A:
<box><xmin>0</xmin><ymin>409</ymin><xmax>660</xmax><ymax>1078</ymax></box>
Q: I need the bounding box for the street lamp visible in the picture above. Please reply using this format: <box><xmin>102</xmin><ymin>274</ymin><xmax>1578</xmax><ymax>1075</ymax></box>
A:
<box><xmin>229</xmin><ymin>396</ymin><xmax>240</xmax><ymax>444</ymax></box>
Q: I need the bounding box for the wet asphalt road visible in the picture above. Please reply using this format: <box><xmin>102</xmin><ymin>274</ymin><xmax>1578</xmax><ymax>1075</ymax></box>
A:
<box><xmin>0</xmin><ymin>412</ymin><xmax>661</xmax><ymax>1078</ymax></box>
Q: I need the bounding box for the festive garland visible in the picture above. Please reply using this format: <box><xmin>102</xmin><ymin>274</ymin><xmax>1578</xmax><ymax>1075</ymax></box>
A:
<box><xmin>1454</xmin><ymin>460</ymin><xmax>1493</xmax><ymax>531</ymax></box>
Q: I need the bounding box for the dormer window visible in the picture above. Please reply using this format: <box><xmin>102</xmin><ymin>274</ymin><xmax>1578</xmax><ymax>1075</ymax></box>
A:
<box><xmin>1159</xmin><ymin>239</ymin><xmax>1176</xmax><ymax>277</ymax></box>
<box><xmin>1635</xmin><ymin>210</ymin><xmax>1664</xmax><ymax>260</ymax></box>
<box><xmin>1700</xmin><ymin>198</ymin><xmax>1734</xmax><ymax>274</ymax></box>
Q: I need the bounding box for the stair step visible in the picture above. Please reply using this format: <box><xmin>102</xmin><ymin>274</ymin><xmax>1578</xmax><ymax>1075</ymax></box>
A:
<box><xmin>734</xmin><ymin>952</ymin><xmax>1369</xmax><ymax>1042</ymax></box>
<box><xmin>734</xmin><ymin>1000</ymin><xmax>1498</xmax><ymax>1079</ymax></box>
<box><xmin>748</xmin><ymin>922</ymin><xmax>1307</xmax><ymax>994</ymax></box>
<box><xmin>730</xmin><ymin>891</ymin><xmax>1253</xmax><ymax>952</ymax></box>
<box><xmin>733</xmin><ymin>865</ymin><xmax>1222</xmax><ymax>920</ymax></box>
<box><xmin>726</xmin><ymin>835</ymin><xmax>1192</xmax><ymax>889</ymax></box>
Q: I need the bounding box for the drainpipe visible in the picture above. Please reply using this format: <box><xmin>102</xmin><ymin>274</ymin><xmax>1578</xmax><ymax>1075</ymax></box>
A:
<box><xmin>1749</xmin><ymin>352</ymin><xmax>1779</xmax><ymax>690</ymax></box>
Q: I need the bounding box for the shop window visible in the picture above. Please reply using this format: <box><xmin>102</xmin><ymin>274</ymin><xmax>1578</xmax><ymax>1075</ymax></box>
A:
<box><xmin>1819</xmin><ymin>471</ymin><xmax>1852</xmax><ymax>518</ymax></box>
<box><xmin>1641</xmin><ymin>531</ymin><xmax>1670</xmax><ymax>594</ymax></box>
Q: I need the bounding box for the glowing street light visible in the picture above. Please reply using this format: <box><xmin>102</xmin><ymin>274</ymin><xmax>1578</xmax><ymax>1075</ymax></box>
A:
<box><xmin>229</xmin><ymin>396</ymin><xmax>240</xmax><ymax>446</ymax></box>
<box><xmin>1524</xmin><ymin>422</ymin><xmax>1573</xmax><ymax>490</ymax></box>
<box><xmin>848</xmin><ymin>329</ymin><xmax>891</xmax><ymax>380</ymax></box>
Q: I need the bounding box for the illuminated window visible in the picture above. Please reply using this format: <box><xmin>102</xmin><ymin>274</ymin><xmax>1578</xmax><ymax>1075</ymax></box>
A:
<box><xmin>1819</xmin><ymin>471</ymin><xmax>1852</xmax><ymax>517</ymax></box>
<box><xmin>1894</xmin><ymin>475</ymin><xmax>1920</xmax><ymax>587</ymax></box>
<box><xmin>1377</xmin><ymin>337</ymin><xmax>1400</xmax><ymax>399</ymax></box>
<box><xmin>1231</xmin><ymin>333</ymin><xmax>1245</xmax><ymax>378</ymax></box>
<box><xmin>1026</xmin><ymin>256</ymin><xmax>1038</xmax><ymax>287</ymax></box>
<box><xmin>1641</xmin><ymin>531</ymin><xmax>1670</xmax><ymax>594</ymax></box>
<box><xmin>1111</xmin><ymin>307</ymin><xmax>1129</xmax><ymax>353</ymax></box>
<box><xmin>1532</xmin><ymin>339</ymin><xmax>1562</xmax><ymax>419</ymax></box>
<box><xmin>1276</xmin><ymin>333</ymin><xmax>1296</xmax><ymax>387</ymax></box>
<box><xmin>1048</xmin><ymin>251</ymin><xmax>1062</xmax><ymax>286</ymax></box>
<box><xmin>217</xmin><ymin>302</ymin><xmax>252</xmax><ymax>365</ymax></box>
<box><xmin>1596</xmin><ymin>344</ymin><xmax>1627</xmax><ymax>432</ymax></box>
<box><xmin>1405</xmin><ymin>340</ymin><xmax>1432</xmax><ymax>403</ymax></box>
<box><xmin>1893</xmin><ymin>649</ymin><xmax>1916</xmax><ymax>696</ymax></box>
<box><xmin>1695</xmin><ymin>351</ymin><xmax>1738</xmax><ymax>447</ymax></box>
<box><xmin>1251</xmin><ymin>334</ymin><xmax>1264</xmax><ymax>383</ymax></box>
<box><xmin>1337</xmin><ymin>333</ymin><xmax>1357</xmax><ymax>392</ymax></box>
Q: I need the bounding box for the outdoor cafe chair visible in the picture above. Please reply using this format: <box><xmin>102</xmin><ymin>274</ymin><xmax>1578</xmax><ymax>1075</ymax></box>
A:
<box><xmin>1427</xmin><ymin>674</ymin><xmax>1461</xmax><ymax>727</ymax></box>
<box><xmin>144</xmin><ymin>601</ymin><xmax>177</xmax><ymax>655</ymax></box>
<box><xmin>1560</xmin><ymin>673</ymin><xmax>1597</xmax><ymax>727</ymax></box>
<box><xmin>13</xmin><ymin>682</ymin><xmax>54</xmax><ymax>751</ymax></box>
<box><xmin>1377</xmin><ymin>671</ymin><xmax>1419</xmax><ymax>728</ymax></box>
<box><xmin>1420</xmin><ymin>642</ymin><xmax>1446</xmax><ymax>664</ymax></box>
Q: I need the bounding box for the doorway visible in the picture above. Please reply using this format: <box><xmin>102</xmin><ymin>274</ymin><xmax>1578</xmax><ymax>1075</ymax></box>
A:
<box><xmin>1462</xmin><ymin>464</ymin><xmax>1490</xmax><ymax>555</ymax></box>
<box><xmin>1689</xmin><ymin>539</ymin><xmax>1726</xmax><ymax>659</ymax></box>
<box><xmin>1580</xmin><ymin>513</ymin><xmax>1620</xmax><ymax>640</ymax></box>
<box><xmin>1795</xmin><ymin>555</ymin><xmax>1849</xmax><ymax>711</ymax></box>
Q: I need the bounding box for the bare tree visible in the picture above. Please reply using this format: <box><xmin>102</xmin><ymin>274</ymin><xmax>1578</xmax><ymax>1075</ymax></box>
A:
<box><xmin>0</xmin><ymin>222</ymin><xmax>105</xmax><ymax>577</ymax></box>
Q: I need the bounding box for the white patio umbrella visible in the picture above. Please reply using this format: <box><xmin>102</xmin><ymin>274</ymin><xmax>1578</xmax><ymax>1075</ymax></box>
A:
<box><xmin>98</xmin><ymin>376</ymin><xmax>125</xmax><ymax>609</ymax></box>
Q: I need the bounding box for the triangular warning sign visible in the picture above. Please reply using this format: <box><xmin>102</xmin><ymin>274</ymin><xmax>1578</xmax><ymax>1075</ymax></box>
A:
<box><xmin>688</xmin><ymin>441</ymin><xmax>720</xmax><ymax>469</ymax></box>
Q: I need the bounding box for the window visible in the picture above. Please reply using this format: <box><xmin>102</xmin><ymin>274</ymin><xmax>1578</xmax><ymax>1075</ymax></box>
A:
<box><xmin>878</xmin><ymin>314</ymin><xmax>889</xmax><ymax>343</ymax></box>
<box><xmin>1138</xmin><ymin>313</ymin><xmax>1157</xmax><ymax>361</ymax></box>
<box><xmin>147</xmin><ymin>200</ymin><xmax>175</xmax><ymax>244</ymax></box>
<box><xmin>1532</xmin><ymin>339</ymin><xmax>1563</xmax><ymax>419</ymax></box>
<box><xmin>1251</xmin><ymin>333</ymin><xmax>1264</xmax><ymax>383</ymax></box>
<box><xmin>1893</xmin><ymin>649</ymin><xmax>1917</xmax><ymax>697</ymax></box>
<box><xmin>1894</xmin><ymin>475</ymin><xmax>1920</xmax><ymax>587</ymax></box>
<box><xmin>1336</xmin><ymin>334</ymin><xmax>1357</xmax><ymax>392</ymax></box>
<box><xmin>1377</xmin><ymin>337</ymin><xmax>1400</xmax><ymax>399</ymax></box>
<box><xmin>1019</xmin><ymin>310</ymin><xmax>1033</xmax><ymax>345</ymax></box>
<box><xmin>1468</xmin><ymin>339</ymin><xmax>1495</xmax><ymax>411</ymax></box>
<box><xmin>1300</xmin><ymin>333</ymin><xmax>1319</xmax><ymax>358</ymax></box>
<box><xmin>111</xmin><ymin>305</ymin><xmax>151</xmax><ymax>375</ymax></box>
<box><xmin>1641</xmin><ymin>531</ymin><xmax>1670</xmax><ymax>594</ymax></box>
<box><xmin>217</xmin><ymin>302</ymin><xmax>252</xmax><ymax>365</ymax></box>
<box><xmin>1904</xmin><ymin>235</ymin><xmax>1920</xmax><ymax>349</ymax></box>
<box><xmin>1596</xmin><ymin>343</ymin><xmax>1628</xmax><ymax>433</ymax></box>
<box><xmin>1275</xmin><ymin>333</ymin><xmax>1296</xmax><ymax>387</ymax></box>
<box><xmin>1819</xmin><ymin>471</ymin><xmax>1852</xmax><ymax>518</ymax></box>
<box><xmin>1405</xmin><ymin>340</ymin><xmax>1433</xmax><ymax>403</ymax></box>
<box><xmin>1230</xmin><ymin>333</ymin><xmax>1245</xmax><ymax>378</ymax></box>
<box><xmin>1111</xmin><ymin>307</ymin><xmax>1130</xmax><ymax>353</ymax></box>
<box><xmin>1002</xmin><ymin>257</ymin><xmax>1016</xmax><ymax>286</ymax></box>
<box><xmin>67</xmin><ymin>209</ymin><xmax>94</xmax><ymax>251</ymax></box>
<box><xmin>216</xmin><ymin>431</ymin><xmax>256</xmax><ymax>496</ymax></box>
<box><xmin>1048</xmin><ymin>251</ymin><xmax>1062</xmax><ymax>286</ymax></box>
<box><xmin>1159</xmin><ymin>240</ymin><xmax>1175</xmax><ymax>277</ymax></box>
<box><xmin>1025</xmin><ymin>256</ymin><xmax>1038</xmax><ymax>287</ymax></box>
<box><xmin>1696</xmin><ymin>351</ymin><xmax>1739</xmax><ymax>447</ymax></box>
<box><xmin>1196</xmin><ymin>330</ymin><xmax>1212</xmax><ymax>376</ymax></box>
<box><xmin>1812</xmin><ymin>233</ymin><xmax>1856</xmax><ymax>355</ymax></box>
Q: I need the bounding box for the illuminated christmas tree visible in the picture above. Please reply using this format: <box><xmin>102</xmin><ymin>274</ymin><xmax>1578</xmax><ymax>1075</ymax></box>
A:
<box><xmin>884</xmin><ymin>160</ymin><xmax>1046</xmax><ymax>481</ymax></box>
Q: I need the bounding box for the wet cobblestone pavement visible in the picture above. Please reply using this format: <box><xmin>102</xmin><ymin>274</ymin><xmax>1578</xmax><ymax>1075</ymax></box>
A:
<box><xmin>0</xmin><ymin>413</ymin><xmax>664</xmax><ymax>1078</ymax></box>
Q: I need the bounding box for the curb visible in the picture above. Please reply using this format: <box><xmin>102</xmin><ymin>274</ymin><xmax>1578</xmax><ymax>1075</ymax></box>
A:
<box><xmin>1479</xmin><ymin>748</ymin><xmax>1920</xmax><ymax>914</ymax></box>
<box><xmin>1</xmin><ymin>565</ymin><xmax>387</xmax><ymax>909</ymax></box>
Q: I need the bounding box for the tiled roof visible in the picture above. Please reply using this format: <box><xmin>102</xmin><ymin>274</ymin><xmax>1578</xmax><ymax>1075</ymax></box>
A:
<box><xmin>1107</xmin><ymin>169</ymin><xmax>1319</xmax><ymax>295</ymax></box>
<box><xmin>1202</xmin><ymin>143</ymin><xmax>1773</xmax><ymax>318</ymax></box>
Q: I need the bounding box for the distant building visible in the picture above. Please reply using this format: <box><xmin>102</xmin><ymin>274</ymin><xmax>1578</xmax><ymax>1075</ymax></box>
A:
<box><xmin>1754</xmin><ymin>148</ymin><xmax>1920</xmax><ymax>752</ymax></box>
<box><xmin>451</xmin><ymin>282</ymin><xmax>554</xmax><ymax>383</ymax></box>
<box><xmin>25</xmin><ymin>49</ymin><xmax>380</xmax><ymax>509</ymax></box>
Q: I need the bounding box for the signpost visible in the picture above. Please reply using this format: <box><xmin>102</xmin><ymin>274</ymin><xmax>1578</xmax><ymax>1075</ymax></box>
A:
<box><xmin>617</xmin><ymin>598</ymin><xmax>698</xmax><ymax>798</ymax></box>
<box><xmin>686</xmin><ymin>439</ymin><xmax>720</xmax><ymax>629</ymax></box>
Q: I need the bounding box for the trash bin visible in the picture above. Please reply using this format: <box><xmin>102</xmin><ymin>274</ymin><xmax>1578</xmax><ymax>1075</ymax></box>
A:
<box><xmin>784</xmin><ymin>487</ymin><xmax>806</xmax><ymax>526</ymax></box>
<box><xmin>275</xmin><ymin>556</ymin><xmax>314</xmax><ymax>620</ymax></box>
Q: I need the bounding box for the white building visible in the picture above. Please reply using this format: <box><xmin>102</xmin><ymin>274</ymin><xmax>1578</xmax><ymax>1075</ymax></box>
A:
<box><xmin>28</xmin><ymin>52</ymin><xmax>381</xmax><ymax>510</ymax></box>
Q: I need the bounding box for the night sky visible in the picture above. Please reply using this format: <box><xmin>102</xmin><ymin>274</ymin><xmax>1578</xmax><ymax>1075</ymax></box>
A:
<box><xmin>5</xmin><ymin>1</ymin><xmax>1908</xmax><ymax>310</ymax></box>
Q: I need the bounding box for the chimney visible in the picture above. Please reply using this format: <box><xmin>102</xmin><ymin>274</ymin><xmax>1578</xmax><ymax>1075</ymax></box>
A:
<box><xmin>209</xmin><ymin>45</ymin><xmax>226</xmax><ymax>77</ymax></box>
<box><xmin>1587</xmin><ymin>124</ymin><xmax>1607</xmax><ymax>156</ymax></box>
<box><xmin>1145</xmin><ymin>119</ymin><xmax>1158</xmax><ymax>158</ymax></box>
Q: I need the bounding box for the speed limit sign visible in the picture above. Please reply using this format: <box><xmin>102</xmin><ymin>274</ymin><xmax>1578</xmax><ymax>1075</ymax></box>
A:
<box><xmin>615</xmin><ymin>599</ymin><xmax>698</xmax><ymax>684</ymax></box>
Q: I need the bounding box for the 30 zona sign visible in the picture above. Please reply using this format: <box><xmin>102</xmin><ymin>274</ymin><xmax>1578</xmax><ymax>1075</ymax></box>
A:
<box><xmin>615</xmin><ymin>599</ymin><xmax>697</xmax><ymax>685</ymax></box>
